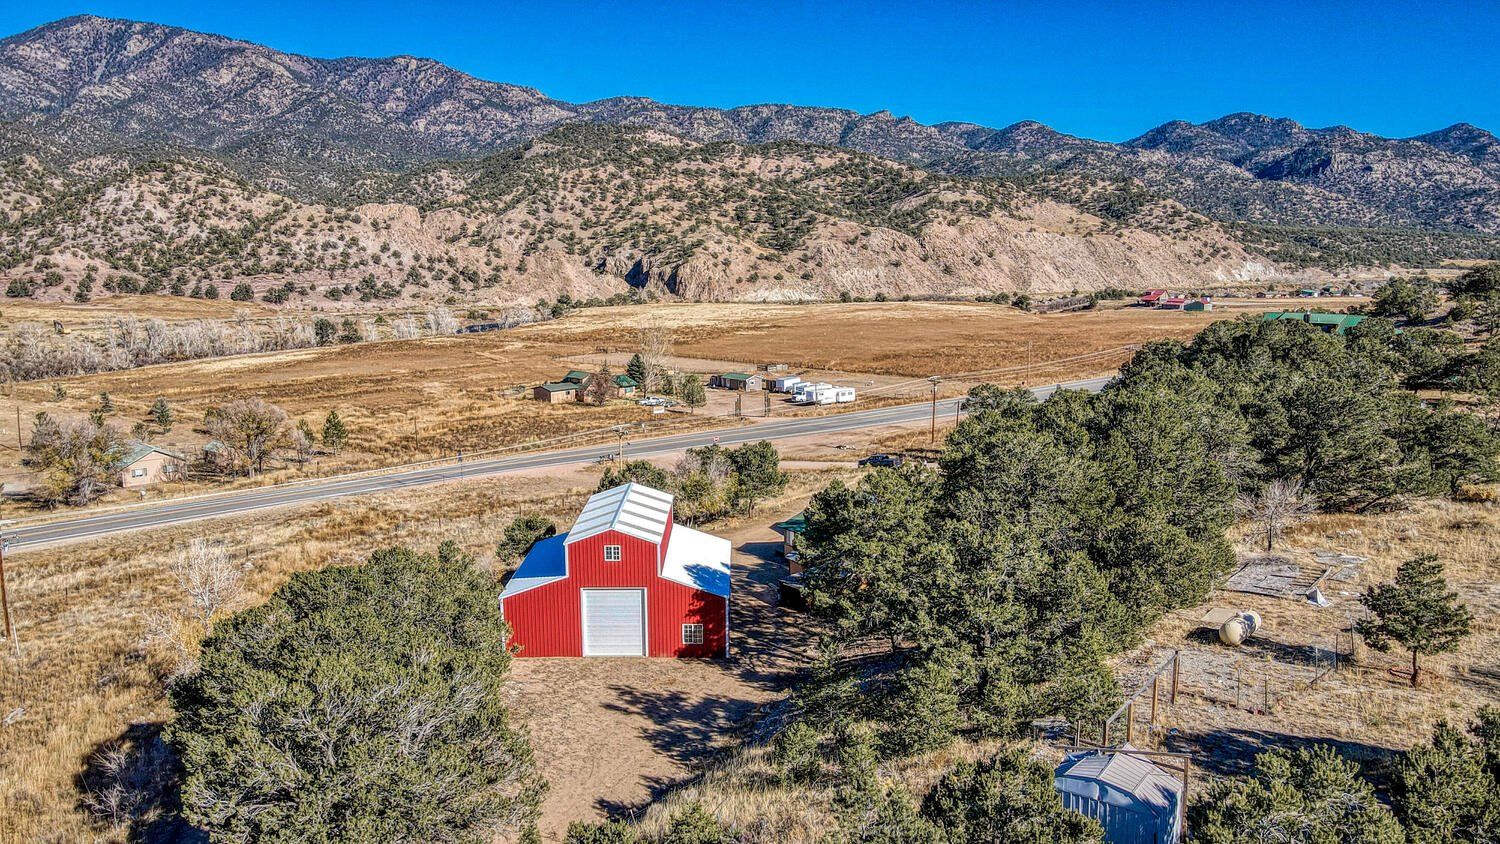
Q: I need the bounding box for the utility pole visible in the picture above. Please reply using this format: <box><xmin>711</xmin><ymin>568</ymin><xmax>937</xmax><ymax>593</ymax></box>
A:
<box><xmin>0</xmin><ymin>521</ymin><xmax>16</xmax><ymax>658</ymax></box>
<box><xmin>764</xmin><ymin>392</ymin><xmax>771</xmax><ymax>417</ymax></box>
<box><xmin>928</xmin><ymin>376</ymin><xmax>942</xmax><ymax>444</ymax></box>
<box><xmin>734</xmin><ymin>394</ymin><xmax>742</xmax><ymax>418</ymax></box>
<box><xmin>613</xmin><ymin>425</ymin><xmax>629</xmax><ymax>463</ymax></box>
<box><xmin>14</xmin><ymin>406</ymin><xmax>20</xmax><ymax>452</ymax></box>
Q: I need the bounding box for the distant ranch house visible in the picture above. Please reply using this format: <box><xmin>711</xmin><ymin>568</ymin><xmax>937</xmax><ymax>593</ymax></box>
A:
<box><xmin>1261</xmin><ymin>311</ymin><xmax>1368</xmax><ymax>335</ymax></box>
<box><xmin>117</xmin><ymin>442</ymin><xmax>186</xmax><ymax>488</ymax></box>
<box><xmin>532</xmin><ymin>372</ymin><xmax>639</xmax><ymax>403</ymax></box>
<box><xmin>711</xmin><ymin>373</ymin><xmax>764</xmax><ymax>391</ymax></box>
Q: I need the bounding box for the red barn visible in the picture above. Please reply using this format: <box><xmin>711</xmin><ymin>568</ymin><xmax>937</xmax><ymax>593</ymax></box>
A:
<box><xmin>500</xmin><ymin>483</ymin><xmax>731</xmax><ymax>658</ymax></box>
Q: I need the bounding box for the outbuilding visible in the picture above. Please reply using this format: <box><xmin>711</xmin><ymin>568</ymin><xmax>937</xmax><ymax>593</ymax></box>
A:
<box><xmin>117</xmin><ymin>442</ymin><xmax>186</xmax><ymax>488</ymax></box>
<box><xmin>712</xmin><ymin>373</ymin><xmax>764</xmax><ymax>391</ymax></box>
<box><xmin>533</xmin><ymin>382</ymin><xmax>581</xmax><ymax>403</ymax></box>
<box><xmin>1182</xmin><ymin>298</ymin><xmax>1213</xmax><ymax>312</ymax></box>
<box><xmin>612</xmin><ymin>374</ymin><xmax>640</xmax><ymax>396</ymax></box>
<box><xmin>1054</xmin><ymin>746</ymin><xmax>1183</xmax><ymax>844</ymax></box>
<box><xmin>500</xmin><ymin>483</ymin><xmax>731</xmax><ymax>657</ymax></box>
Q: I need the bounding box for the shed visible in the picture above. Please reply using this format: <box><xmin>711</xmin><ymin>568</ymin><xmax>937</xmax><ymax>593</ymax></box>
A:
<box><xmin>1158</xmin><ymin>296</ymin><xmax>1187</xmax><ymax>310</ymax></box>
<box><xmin>612</xmin><ymin>374</ymin><xmax>640</xmax><ymax>395</ymax></box>
<box><xmin>1054</xmin><ymin>747</ymin><xmax>1183</xmax><ymax>844</ymax></box>
<box><xmin>1183</xmin><ymin>298</ymin><xmax>1213</xmax><ymax>312</ymax></box>
<box><xmin>116</xmin><ymin>441</ymin><xmax>187</xmax><ymax>488</ymax></box>
<box><xmin>712</xmin><ymin>372</ymin><xmax>764</xmax><ymax>391</ymax></box>
<box><xmin>772</xmin><ymin>512</ymin><xmax>807</xmax><ymax>572</ymax></box>
<box><xmin>562</xmin><ymin>370</ymin><xmax>593</xmax><ymax>384</ymax></box>
<box><xmin>534</xmin><ymin>382</ymin><xmax>581</xmax><ymax>403</ymax></box>
<box><xmin>500</xmin><ymin>483</ymin><xmax>731</xmax><ymax>657</ymax></box>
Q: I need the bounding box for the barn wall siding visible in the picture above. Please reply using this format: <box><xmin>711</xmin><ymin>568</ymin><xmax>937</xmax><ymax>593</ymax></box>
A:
<box><xmin>502</xmin><ymin>523</ymin><xmax>727</xmax><ymax>658</ymax></box>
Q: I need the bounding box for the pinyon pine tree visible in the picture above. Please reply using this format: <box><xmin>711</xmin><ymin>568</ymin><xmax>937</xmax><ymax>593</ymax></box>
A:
<box><xmin>168</xmin><ymin>543</ymin><xmax>546</xmax><ymax>842</ymax></box>
<box><xmin>1357</xmin><ymin>554</ymin><xmax>1472</xmax><ymax>688</ymax></box>
<box><xmin>321</xmin><ymin>409</ymin><xmax>349</xmax><ymax>453</ymax></box>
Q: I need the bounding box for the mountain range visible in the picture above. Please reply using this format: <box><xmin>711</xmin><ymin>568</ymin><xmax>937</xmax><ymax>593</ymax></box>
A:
<box><xmin>1</xmin><ymin>14</ymin><xmax>1499</xmax><ymax>305</ymax></box>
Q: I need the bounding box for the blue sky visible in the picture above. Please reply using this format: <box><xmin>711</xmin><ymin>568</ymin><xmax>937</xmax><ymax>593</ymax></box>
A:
<box><xmin>3</xmin><ymin>0</ymin><xmax>1498</xmax><ymax>142</ymax></box>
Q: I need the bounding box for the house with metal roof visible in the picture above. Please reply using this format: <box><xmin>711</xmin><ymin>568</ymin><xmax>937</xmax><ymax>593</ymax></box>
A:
<box><xmin>533</xmin><ymin>382</ymin><xmax>582</xmax><ymax>403</ymax></box>
<box><xmin>1054</xmin><ymin>746</ymin><xmax>1184</xmax><ymax>844</ymax></box>
<box><xmin>1261</xmin><ymin>311</ymin><xmax>1368</xmax><ymax>335</ymax></box>
<box><xmin>116</xmin><ymin>441</ymin><xmax>186</xmax><ymax>489</ymax></box>
<box><xmin>500</xmin><ymin>483</ymin><xmax>731</xmax><ymax>657</ymax></box>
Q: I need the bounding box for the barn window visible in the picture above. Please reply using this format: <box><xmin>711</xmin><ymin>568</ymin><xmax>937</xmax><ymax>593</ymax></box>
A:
<box><xmin>603</xmin><ymin>544</ymin><xmax>621</xmax><ymax>562</ymax></box>
<box><xmin>682</xmin><ymin>624</ymin><xmax>704</xmax><ymax>645</ymax></box>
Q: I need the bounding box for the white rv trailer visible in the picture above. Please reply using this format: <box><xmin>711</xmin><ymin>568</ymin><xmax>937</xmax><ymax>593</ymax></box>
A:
<box><xmin>771</xmin><ymin>375</ymin><xmax>804</xmax><ymax>393</ymax></box>
<box><xmin>833</xmin><ymin>387</ymin><xmax>856</xmax><ymax>403</ymax></box>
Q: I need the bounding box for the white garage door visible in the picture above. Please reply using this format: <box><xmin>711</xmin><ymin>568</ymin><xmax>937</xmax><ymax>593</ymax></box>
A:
<box><xmin>581</xmin><ymin>589</ymin><xmax>646</xmax><ymax>656</ymax></box>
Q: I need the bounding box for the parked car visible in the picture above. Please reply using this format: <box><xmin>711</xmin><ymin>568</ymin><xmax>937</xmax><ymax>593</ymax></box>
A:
<box><xmin>858</xmin><ymin>454</ymin><xmax>904</xmax><ymax>468</ymax></box>
<box><xmin>637</xmin><ymin>397</ymin><xmax>665</xmax><ymax>406</ymax></box>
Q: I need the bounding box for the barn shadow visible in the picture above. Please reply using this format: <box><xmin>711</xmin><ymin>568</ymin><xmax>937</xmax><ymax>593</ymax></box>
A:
<box><xmin>727</xmin><ymin>539</ymin><xmax>818</xmax><ymax>689</ymax></box>
<box><xmin>1164</xmin><ymin>727</ymin><xmax>1399</xmax><ymax>782</ymax></box>
<box><xmin>74</xmin><ymin>721</ymin><xmax>205</xmax><ymax>844</ymax></box>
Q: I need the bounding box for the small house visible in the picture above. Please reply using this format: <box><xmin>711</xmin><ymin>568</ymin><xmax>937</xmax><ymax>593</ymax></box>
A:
<box><xmin>612</xmin><ymin>374</ymin><xmax>640</xmax><ymax>396</ymax></box>
<box><xmin>712</xmin><ymin>373</ymin><xmax>764</xmax><ymax>392</ymax></box>
<box><xmin>501</xmin><ymin>483</ymin><xmax>731</xmax><ymax>657</ymax></box>
<box><xmin>534</xmin><ymin>382</ymin><xmax>582</xmax><ymax>403</ymax></box>
<box><xmin>1054</xmin><ymin>746</ymin><xmax>1183</xmax><ymax>843</ymax></box>
<box><xmin>117</xmin><ymin>442</ymin><xmax>186</xmax><ymax>488</ymax></box>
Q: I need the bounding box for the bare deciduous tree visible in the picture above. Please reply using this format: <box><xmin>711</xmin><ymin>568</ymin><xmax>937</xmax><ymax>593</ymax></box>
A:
<box><xmin>584</xmin><ymin>363</ymin><xmax>615</xmax><ymax>406</ymax></box>
<box><xmin>426</xmin><ymin>306</ymin><xmax>457</xmax><ymax>335</ymax></box>
<box><xmin>171</xmin><ymin>539</ymin><xmax>248</xmax><ymax>632</ymax></box>
<box><xmin>207</xmin><ymin>397</ymin><xmax>289</xmax><ymax>477</ymax></box>
<box><xmin>637</xmin><ymin>324</ymin><xmax>674</xmax><ymax>394</ymax></box>
<box><xmin>1236</xmin><ymin>477</ymin><xmax>1316</xmax><ymax>552</ymax></box>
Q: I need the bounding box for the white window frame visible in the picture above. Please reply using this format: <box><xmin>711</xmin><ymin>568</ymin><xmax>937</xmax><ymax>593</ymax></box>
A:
<box><xmin>131</xmin><ymin>467</ymin><xmax>147</xmax><ymax>478</ymax></box>
<box><xmin>603</xmin><ymin>544</ymin><xmax>622</xmax><ymax>562</ymax></box>
<box><xmin>682</xmin><ymin>623</ymin><xmax>705</xmax><ymax>645</ymax></box>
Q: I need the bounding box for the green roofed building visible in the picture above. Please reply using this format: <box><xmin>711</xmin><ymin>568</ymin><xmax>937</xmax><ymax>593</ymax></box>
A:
<box><xmin>1261</xmin><ymin>311</ymin><xmax>1368</xmax><ymax>335</ymax></box>
<box><xmin>533</xmin><ymin>382</ymin><xmax>582</xmax><ymax>403</ymax></box>
<box><xmin>613</xmin><ymin>374</ymin><xmax>640</xmax><ymax>394</ymax></box>
<box><xmin>772</xmin><ymin>512</ymin><xmax>807</xmax><ymax>569</ymax></box>
<box><xmin>562</xmin><ymin>370</ymin><xmax>593</xmax><ymax>384</ymax></box>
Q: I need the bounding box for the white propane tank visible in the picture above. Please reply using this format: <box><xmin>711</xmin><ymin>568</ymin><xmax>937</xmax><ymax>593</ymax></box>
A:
<box><xmin>1218</xmin><ymin>617</ymin><xmax>1247</xmax><ymax>647</ymax></box>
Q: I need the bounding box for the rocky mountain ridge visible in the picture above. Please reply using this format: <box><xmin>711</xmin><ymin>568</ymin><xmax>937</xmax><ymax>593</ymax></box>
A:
<box><xmin>2</xmin><ymin>15</ymin><xmax>1499</xmax><ymax>234</ymax></box>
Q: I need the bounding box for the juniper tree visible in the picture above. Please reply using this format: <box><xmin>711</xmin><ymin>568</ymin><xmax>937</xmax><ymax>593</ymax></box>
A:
<box><xmin>1189</xmin><ymin>745</ymin><xmax>1403</xmax><ymax>844</ymax></box>
<box><xmin>1393</xmin><ymin>717</ymin><xmax>1500</xmax><ymax>843</ymax></box>
<box><xmin>680</xmin><ymin>374</ymin><xmax>706</xmax><ymax>412</ymax></box>
<box><xmin>1357</xmin><ymin>554</ymin><xmax>1473</xmax><ymax>688</ymax></box>
<box><xmin>149</xmin><ymin>397</ymin><xmax>173</xmax><ymax>433</ymax></box>
<box><xmin>168</xmin><ymin>544</ymin><xmax>546</xmax><ymax>843</ymax></box>
<box><xmin>496</xmin><ymin>514</ymin><xmax>557</xmax><ymax>564</ymax></box>
<box><xmin>321</xmin><ymin>409</ymin><xmax>349</xmax><ymax>453</ymax></box>
<box><xmin>922</xmin><ymin>750</ymin><xmax>1102</xmax><ymax>844</ymax></box>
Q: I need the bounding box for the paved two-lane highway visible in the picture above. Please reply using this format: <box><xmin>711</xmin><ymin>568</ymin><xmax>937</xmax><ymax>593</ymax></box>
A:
<box><xmin>8</xmin><ymin>376</ymin><xmax>1111</xmax><ymax>550</ymax></box>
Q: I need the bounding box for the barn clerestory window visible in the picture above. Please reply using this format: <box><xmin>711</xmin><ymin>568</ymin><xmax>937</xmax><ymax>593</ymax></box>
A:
<box><xmin>682</xmin><ymin>624</ymin><xmax>704</xmax><ymax>645</ymax></box>
<box><xmin>604</xmin><ymin>544</ymin><xmax>621</xmax><ymax>562</ymax></box>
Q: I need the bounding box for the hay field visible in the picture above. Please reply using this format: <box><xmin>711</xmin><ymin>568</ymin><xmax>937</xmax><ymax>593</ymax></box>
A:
<box><xmin>0</xmin><ymin>300</ymin><xmax>1291</xmax><ymax>510</ymax></box>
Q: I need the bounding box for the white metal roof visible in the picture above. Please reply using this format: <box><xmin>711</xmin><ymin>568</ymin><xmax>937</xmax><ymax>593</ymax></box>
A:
<box><xmin>1054</xmin><ymin>745</ymin><xmax>1182</xmax><ymax>818</ymax></box>
<box><xmin>661</xmin><ymin>524</ymin><xmax>732</xmax><ymax>597</ymax></box>
<box><xmin>565</xmin><ymin>482</ymin><xmax>675</xmax><ymax>545</ymax></box>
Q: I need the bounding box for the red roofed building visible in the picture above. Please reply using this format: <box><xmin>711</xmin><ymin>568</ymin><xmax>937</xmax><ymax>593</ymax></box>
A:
<box><xmin>500</xmin><ymin>483</ymin><xmax>731</xmax><ymax>658</ymax></box>
<box><xmin>1159</xmin><ymin>295</ymin><xmax>1188</xmax><ymax>309</ymax></box>
<box><xmin>1137</xmin><ymin>289</ymin><xmax>1168</xmax><ymax>306</ymax></box>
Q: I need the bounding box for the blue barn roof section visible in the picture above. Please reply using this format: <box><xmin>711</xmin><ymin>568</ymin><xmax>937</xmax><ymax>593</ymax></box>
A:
<box><xmin>501</xmin><ymin>532</ymin><xmax>570</xmax><ymax>599</ymax></box>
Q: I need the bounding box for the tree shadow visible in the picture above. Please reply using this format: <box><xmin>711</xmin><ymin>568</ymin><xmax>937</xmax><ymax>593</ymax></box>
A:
<box><xmin>1164</xmin><ymin>727</ymin><xmax>1400</xmax><ymax>783</ymax></box>
<box><xmin>74</xmin><ymin>721</ymin><xmax>205</xmax><ymax>844</ymax></box>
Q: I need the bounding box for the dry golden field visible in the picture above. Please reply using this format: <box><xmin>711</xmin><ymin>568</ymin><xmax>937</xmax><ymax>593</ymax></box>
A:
<box><xmin>0</xmin><ymin>298</ymin><xmax>1347</xmax><ymax>511</ymax></box>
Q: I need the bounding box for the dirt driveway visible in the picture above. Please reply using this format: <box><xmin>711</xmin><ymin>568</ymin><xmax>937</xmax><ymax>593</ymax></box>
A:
<box><xmin>505</xmin><ymin>510</ymin><xmax>818</xmax><ymax>839</ymax></box>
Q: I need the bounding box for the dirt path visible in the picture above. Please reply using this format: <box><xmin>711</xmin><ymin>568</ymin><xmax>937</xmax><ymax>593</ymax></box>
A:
<box><xmin>506</xmin><ymin>507</ymin><xmax>819</xmax><ymax>840</ymax></box>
